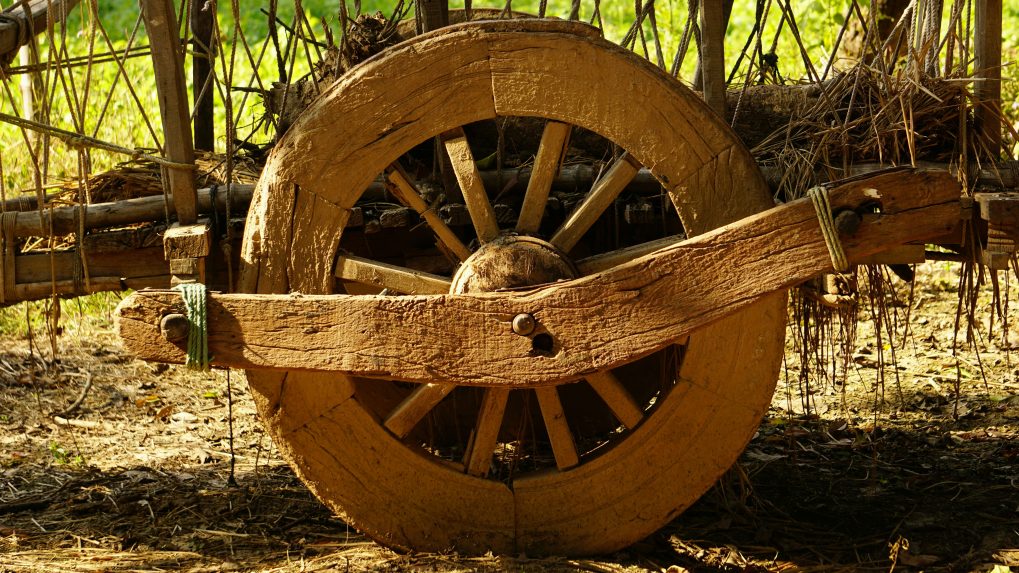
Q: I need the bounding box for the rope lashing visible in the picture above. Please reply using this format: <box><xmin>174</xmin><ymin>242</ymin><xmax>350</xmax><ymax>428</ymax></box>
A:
<box><xmin>807</xmin><ymin>186</ymin><xmax>850</xmax><ymax>273</ymax></box>
<box><xmin>173</xmin><ymin>282</ymin><xmax>210</xmax><ymax>371</ymax></box>
<box><xmin>0</xmin><ymin>13</ymin><xmax>29</xmax><ymax>66</ymax></box>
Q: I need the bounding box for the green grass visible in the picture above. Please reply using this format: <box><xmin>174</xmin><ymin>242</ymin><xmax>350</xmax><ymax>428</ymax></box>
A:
<box><xmin>2</xmin><ymin>1</ymin><xmax>1015</xmax><ymax>195</ymax></box>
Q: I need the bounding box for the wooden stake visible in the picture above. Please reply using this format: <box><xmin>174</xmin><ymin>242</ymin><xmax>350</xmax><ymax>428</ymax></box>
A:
<box><xmin>190</xmin><ymin>0</ymin><xmax>215</xmax><ymax>152</ymax></box>
<box><xmin>974</xmin><ymin>0</ymin><xmax>1002</xmax><ymax>157</ymax></box>
<box><xmin>141</xmin><ymin>0</ymin><xmax>198</xmax><ymax>224</ymax></box>
<box><xmin>699</xmin><ymin>0</ymin><xmax>727</xmax><ymax>117</ymax></box>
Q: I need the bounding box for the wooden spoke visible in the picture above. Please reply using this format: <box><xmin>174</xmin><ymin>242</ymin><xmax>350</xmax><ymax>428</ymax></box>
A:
<box><xmin>442</xmin><ymin>127</ymin><xmax>501</xmax><ymax>243</ymax></box>
<box><xmin>516</xmin><ymin>121</ymin><xmax>572</xmax><ymax>234</ymax></box>
<box><xmin>384</xmin><ymin>164</ymin><xmax>472</xmax><ymax>261</ymax></box>
<box><xmin>384</xmin><ymin>383</ymin><xmax>456</xmax><ymax>438</ymax></box>
<box><xmin>586</xmin><ymin>371</ymin><xmax>644</xmax><ymax>430</ymax></box>
<box><xmin>549</xmin><ymin>152</ymin><xmax>642</xmax><ymax>253</ymax></box>
<box><xmin>534</xmin><ymin>386</ymin><xmax>579</xmax><ymax>470</ymax></box>
<box><xmin>334</xmin><ymin>254</ymin><xmax>451</xmax><ymax>295</ymax></box>
<box><xmin>575</xmin><ymin>235</ymin><xmax>684</xmax><ymax>275</ymax></box>
<box><xmin>463</xmin><ymin>388</ymin><xmax>511</xmax><ymax>476</ymax></box>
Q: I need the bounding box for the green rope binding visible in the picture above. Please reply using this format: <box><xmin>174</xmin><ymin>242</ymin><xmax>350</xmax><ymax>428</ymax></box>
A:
<box><xmin>807</xmin><ymin>186</ymin><xmax>850</xmax><ymax>273</ymax></box>
<box><xmin>173</xmin><ymin>282</ymin><xmax>210</xmax><ymax>371</ymax></box>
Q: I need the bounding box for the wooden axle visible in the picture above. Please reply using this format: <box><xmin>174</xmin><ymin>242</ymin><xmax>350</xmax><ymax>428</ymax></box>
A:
<box><xmin>117</xmin><ymin>169</ymin><xmax>960</xmax><ymax>386</ymax></box>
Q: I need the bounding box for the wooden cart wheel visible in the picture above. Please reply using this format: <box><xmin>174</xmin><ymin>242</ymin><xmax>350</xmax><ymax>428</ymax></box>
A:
<box><xmin>239</xmin><ymin>20</ymin><xmax>786</xmax><ymax>556</ymax></box>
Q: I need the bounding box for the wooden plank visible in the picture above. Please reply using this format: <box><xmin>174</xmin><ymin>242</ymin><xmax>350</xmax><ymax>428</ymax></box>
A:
<box><xmin>384</xmin><ymin>164</ymin><xmax>472</xmax><ymax>261</ymax></box>
<box><xmin>141</xmin><ymin>0</ymin><xmax>198</xmax><ymax>224</ymax></box>
<box><xmin>550</xmin><ymin>153</ymin><xmax>641</xmax><ymax>253</ymax></box>
<box><xmin>974</xmin><ymin>0</ymin><xmax>1002</xmax><ymax>157</ymax></box>
<box><xmin>516</xmin><ymin>121</ymin><xmax>571</xmax><ymax>234</ymax></box>
<box><xmin>534</xmin><ymin>386</ymin><xmax>578</xmax><ymax>470</ymax></box>
<box><xmin>383</xmin><ymin>383</ymin><xmax>455</xmax><ymax>438</ymax></box>
<box><xmin>463</xmin><ymin>388</ymin><xmax>510</xmax><ymax>476</ymax></box>
<box><xmin>442</xmin><ymin>127</ymin><xmax>500</xmax><ymax>244</ymax></box>
<box><xmin>0</xmin><ymin>0</ymin><xmax>80</xmax><ymax>62</ymax></box>
<box><xmin>117</xmin><ymin>170</ymin><xmax>960</xmax><ymax>386</ymax></box>
<box><xmin>335</xmin><ymin>253</ymin><xmax>451</xmax><ymax>295</ymax></box>
<box><xmin>586</xmin><ymin>371</ymin><xmax>644</xmax><ymax>430</ymax></box>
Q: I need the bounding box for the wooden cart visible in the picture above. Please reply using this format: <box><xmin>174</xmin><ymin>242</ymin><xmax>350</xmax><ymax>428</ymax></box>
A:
<box><xmin>0</xmin><ymin>0</ymin><xmax>1013</xmax><ymax>556</ymax></box>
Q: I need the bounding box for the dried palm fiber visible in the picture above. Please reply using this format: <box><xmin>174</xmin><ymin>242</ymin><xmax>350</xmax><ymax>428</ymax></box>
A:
<box><xmin>752</xmin><ymin>63</ymin><xmax>969</xmax><ymax>203</ymax></box>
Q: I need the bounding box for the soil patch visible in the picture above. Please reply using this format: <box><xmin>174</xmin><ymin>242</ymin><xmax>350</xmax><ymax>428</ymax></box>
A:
<box><xmin>1</xmin><ymin>264</ymin><xmax>1017</xmax><ymax>572</ymax></box>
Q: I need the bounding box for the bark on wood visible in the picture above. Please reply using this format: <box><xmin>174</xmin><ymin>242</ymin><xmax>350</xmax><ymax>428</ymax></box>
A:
<box><xmin>7</xmin><ymin>184</ymin><xmax>253</xmax><ymax>238</ymax></box>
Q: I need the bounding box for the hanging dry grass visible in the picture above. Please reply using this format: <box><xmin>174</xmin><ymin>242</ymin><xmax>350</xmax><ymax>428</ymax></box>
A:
<box><xmin>753</xmin><ymin>62</ymin><xmax>971</xmax><ymax>202</ymax></box>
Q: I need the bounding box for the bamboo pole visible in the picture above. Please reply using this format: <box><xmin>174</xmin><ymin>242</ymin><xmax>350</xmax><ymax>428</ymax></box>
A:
<box><xmin>8</xmin><ymin>184</ymin><xmax>253</xmax><ymax>237</ymax></box>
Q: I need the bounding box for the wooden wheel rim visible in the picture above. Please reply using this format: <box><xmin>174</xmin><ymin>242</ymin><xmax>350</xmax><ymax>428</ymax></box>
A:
<box><xmin>239</xmin><ymin>21</ymin><xmax>787</xmax><ymax>555</ymax></box>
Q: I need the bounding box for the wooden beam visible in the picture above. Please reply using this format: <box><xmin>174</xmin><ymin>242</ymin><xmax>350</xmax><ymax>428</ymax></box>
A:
<box><xmin>974</xmin><ymin>0</ymin><xmax>1002</xmax><ymax>157</ymax></box>
<box><xmin>417</xmin><ymin>0</ymin><xmax>449</xmax><ymax>33</ymax></box>
<box><xmin>586</xmin><ymin>371</ymin><xmax>644</xmax><ymax>430</ymax></box>
<box><xmin>141</xmin><ymin>0</ymin><xmax>198</xmax><ymax>224</ymax></box>
<box><xmin>575</xmin><ymin>235</ymin><xmax>683</xmax><ymax>275</ymax></box>
<box><xmin>0</xmin><ymin>0</ymin><xmax>80</xmax><ymax>63</ymax></box>
<box><xmin>116</xmin><ymin>170</ymin><xmax>962</xmax><ymax>387</ymax></box>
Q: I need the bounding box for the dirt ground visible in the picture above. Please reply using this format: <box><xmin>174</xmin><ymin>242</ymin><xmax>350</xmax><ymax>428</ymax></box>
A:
<box><xmin>1</xmin><ymin>263</ymin><xmax>1018</xmax><ymax>573</ymax></box>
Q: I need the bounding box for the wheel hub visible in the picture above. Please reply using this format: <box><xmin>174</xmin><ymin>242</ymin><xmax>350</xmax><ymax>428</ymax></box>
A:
<box><xmin>449</xmin><ymin>235</ymin><xmax>577</xmax><ymax>294</ymax></box>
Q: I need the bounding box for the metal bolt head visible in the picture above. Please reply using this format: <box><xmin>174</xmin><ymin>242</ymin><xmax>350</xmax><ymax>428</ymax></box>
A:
<box><xmin>511</xmin><ymin>313</ymin><xmax>536</xmax><ymax>336</ymax></box>
<box><xmin>160</xmin><ymin>313</ymin><xmax>190</xmax><ymax>343</ymax></box>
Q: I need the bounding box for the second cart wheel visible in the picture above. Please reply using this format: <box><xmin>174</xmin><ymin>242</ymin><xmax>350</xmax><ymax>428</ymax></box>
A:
<box><xmin>239</xmin><ymin>20</ymin><xmax>786</xmax><ymax>555</ymax></box>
